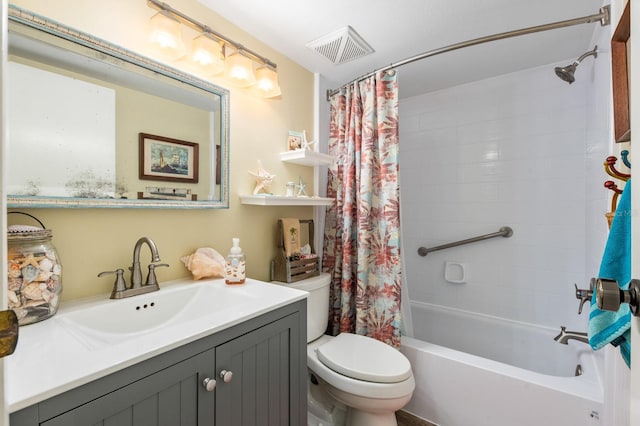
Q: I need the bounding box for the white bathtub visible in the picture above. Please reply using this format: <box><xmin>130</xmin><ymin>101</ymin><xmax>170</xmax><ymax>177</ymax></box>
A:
<box><xmin>400</xmin><ymin>302</ymin><xmax>604</xmax><ymax>426</ymax></box>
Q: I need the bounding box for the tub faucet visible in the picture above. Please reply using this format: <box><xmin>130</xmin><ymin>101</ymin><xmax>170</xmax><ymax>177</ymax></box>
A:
<box><xmin>554</xmin><ymin>326</ymin><xmax>589</xmax><ymax>345</ymax></box>
<box><xmin>130</xmin><ymin>237</ymin><xmax>161</xmax><ymax>288</ymax></box>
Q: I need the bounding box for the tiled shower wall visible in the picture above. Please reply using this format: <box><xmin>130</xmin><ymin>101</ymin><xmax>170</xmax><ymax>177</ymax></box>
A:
<box><xmin>399</xmin><ymin>49</ymin><xmax>611</xmax><ymax>331</ymax></box>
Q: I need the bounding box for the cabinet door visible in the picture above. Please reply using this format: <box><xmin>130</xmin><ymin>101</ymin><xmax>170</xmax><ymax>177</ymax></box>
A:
<box><xmin>42</xmin><ymin>348</ymin><xmax>216</xmax><ymax>426</ymax></box>
<box><xmin>215</xmin><ymin>313</ymin><xmax>302</xmax><ymax>426</ymax></box>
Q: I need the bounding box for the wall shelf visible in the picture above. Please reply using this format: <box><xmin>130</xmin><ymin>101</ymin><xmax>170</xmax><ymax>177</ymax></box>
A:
<box><xmin>279</xmin><ymin>150</ymin><xmax>332</xmax><ymax>166</ymax></box>
<box><xmin>240</xmin><ymin>195</ymin><xmax>333</xmax><ymax>206</ymax></box>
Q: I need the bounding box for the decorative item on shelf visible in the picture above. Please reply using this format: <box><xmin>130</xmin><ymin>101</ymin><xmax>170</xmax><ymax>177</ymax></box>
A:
<box><xmin>285</xmin><ymin>181</ymin><xmax>296</xmax><ymax>197</ymax></box>
<box><xmin>6</xmin><ymin>212</ymin><xmax>62</xmax><ymax>326</ymax></box>
<box><xmin>296</xmin><ymin>176</ymin><xmax>308</xmax><ymax>197</ymax></box>
<box><xmin>146</xmin><ymin>0</ymin><xmax>281</xmax><ymax>98</ymax></box>
<box><xmin>287</xmin><ymin>130</ymin><xmax>304</xmax><ymax>151</ymax></box>
<box><xmin>248</xmin><ymin>160</ymin><xmax>276</xmax><ymax>195</ymax></box>
<box><xmin>603</xmin><ymin>151</ymin><xmax>631</xmax><ymax>228</ymax></box>
<box><xmin>271</xmin><ymin>219</ymin><xmax>319</xmax><ymax>283</ymax></box>
<box><xmin>302</xmin><ymin>130</ymin><xmax>317</xmax><ymax>151</ymax></box>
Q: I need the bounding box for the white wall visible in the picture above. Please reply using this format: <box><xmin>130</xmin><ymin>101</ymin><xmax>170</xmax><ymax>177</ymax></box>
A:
<box><xmin>400</xmin><ymin>48</ymin><xmax>610</xmax><ymax>332</ymax></box>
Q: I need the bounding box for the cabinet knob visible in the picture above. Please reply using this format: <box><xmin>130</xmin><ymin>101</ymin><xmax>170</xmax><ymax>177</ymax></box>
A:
<box><xmin>219</xmin><ymin>370</ymin><xmax>233</xmax><ymax>383</ymax></box>
<box><xmin>202</xmin><ymin>377</ymin><xmax>216</xmax><ymax>392</ymax></box>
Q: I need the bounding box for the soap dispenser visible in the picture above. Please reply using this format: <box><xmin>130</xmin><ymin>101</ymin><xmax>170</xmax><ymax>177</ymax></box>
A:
<box><xmin>225</xmin><ymin>238</ymin><xmax>246</xmax><ymax>285</ymax></box>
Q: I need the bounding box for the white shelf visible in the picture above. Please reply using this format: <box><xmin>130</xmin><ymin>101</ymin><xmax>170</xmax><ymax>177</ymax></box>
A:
<box><xmin>279</xmin><ymin>150</ymin><xmax>332</xmax><ymax>166</ymax></box>
<box><xmin>240</xmin><ymin>194</ymin><xmax>333</xmax><ymax>206</ymax></box>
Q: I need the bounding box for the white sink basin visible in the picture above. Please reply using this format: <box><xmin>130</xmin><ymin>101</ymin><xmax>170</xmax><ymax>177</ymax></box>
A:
<box><xmin>57</xmin><ymin>281</ymin><xmax>259</xmax><ymax>349</ymax></box>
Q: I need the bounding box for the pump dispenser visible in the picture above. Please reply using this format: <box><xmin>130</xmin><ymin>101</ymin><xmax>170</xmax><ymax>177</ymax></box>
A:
<box><xmin>225</xmin><ymin>238</ymin><xmax>246</xmax><ymax>285</ymax></box>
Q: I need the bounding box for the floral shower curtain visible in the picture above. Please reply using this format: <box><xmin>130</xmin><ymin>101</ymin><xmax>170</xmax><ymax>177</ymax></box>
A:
<box><xmin>322</xmin><ymin>70</ymin><xmax>402</xmax><ymax>347</ymax></box>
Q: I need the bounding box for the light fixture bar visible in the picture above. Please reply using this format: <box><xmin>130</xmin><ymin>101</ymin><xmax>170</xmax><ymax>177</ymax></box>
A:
<box><xmin>146</xmin><ymin>0</ymin><xmax>277</xmax><ymax>69</ymax></box>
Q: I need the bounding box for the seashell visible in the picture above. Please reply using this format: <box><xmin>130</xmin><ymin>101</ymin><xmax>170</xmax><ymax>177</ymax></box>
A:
<box><xmin>22</xmin><ymin>282</ymin><xmax>44</xmax><ymax>300</ymax></box>
<box><xmin>48</xmin><ymin>294</ymin><xmax>59</xmax><ymax>312</ymax></box>
<box><xmin>181</xmin><ymin>247</ymin><xmax>225</xmax><ymax>280</ymax></box>
<box><xmin>39</xmin><ymin>257</ymin><xmax>54</xmax><ymax>272</ymax></box>
<box><xmin>12</xmin><ymin>308</ymin><xmax>28</xmax><ymax>321</ymax></box>
<box><xmin>52</xmin><ymin>264</ymin><xmax>61</xmax><ymax>275</ymax></box>
<box><xmin>21</xmin><ymin>264</ymin><xmax>39</xmax><ymax>283</ymax></box>
<box><xmin>8</xmin><ymin>291</ymin><xmax>20</xmax><ymax>308</ymax></box>
<box><xmin>41</xmin><ymin>288</ymin><xmax>53</xmax><ymax>303</ymax></box>
<box><xmin>47</xmin><ymin>276</ymin><xmax>61</xmax><ymax>291</ymax></box>
<box><xmin>22</xmin><ymin>299</ymin><xmax>48</xmax><ymax>308</ymax></box>
<box><xmin>8</xmin><ymin>277</ymin><xmax>22</xmax><ymax>292</ymax></box>
<box><xmin>36</xmin><ymin>271</ymin><xmax>52</xmax><ymax>282</ymax></box>
<box><xmin>8</xmin><ymin>261</ymin><xmax>22</xmax><ymax>278</ymax></box>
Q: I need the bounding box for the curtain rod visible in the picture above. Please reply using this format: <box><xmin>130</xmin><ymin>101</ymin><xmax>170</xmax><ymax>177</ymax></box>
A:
<box><xmin>326</xmin><ymin>5</ymin><xmax>610</xmax><ymax>100</ymax></box>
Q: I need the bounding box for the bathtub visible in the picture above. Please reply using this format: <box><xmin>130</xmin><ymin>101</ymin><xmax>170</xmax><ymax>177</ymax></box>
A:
<box><xmin>399</xmin><ymin>301</ymin><xmax>604</xmax><ymax>426</ymax></box>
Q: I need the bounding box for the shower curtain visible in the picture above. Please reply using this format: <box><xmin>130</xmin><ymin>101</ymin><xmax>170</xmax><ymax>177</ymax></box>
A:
<box><xmin>322</xmin><ymin>70</ymin><xmax>402</xmax><ymax>347</ymax></box>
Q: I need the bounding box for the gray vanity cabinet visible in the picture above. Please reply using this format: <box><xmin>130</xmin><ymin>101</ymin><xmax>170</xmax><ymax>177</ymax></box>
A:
<box><xmin>10</xmin><ymin>300</ymin><xmax>307</xmax><ymax>426</ymax></box>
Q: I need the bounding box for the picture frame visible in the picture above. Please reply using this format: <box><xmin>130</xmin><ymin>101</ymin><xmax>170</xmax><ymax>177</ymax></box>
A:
<box><xmin>139</xmin><ymin>133</ymin><xmax>199</xmax><ymax>183</ymax></box>
<box><xmin>611</xmin><ymin>1</ymin><xmax>630</xmax><ymax>143</ymax></box>
<box><xmin>287</xmin><ymin>130</ymin><xmax>304</xmax><ymax>151</ymax></box>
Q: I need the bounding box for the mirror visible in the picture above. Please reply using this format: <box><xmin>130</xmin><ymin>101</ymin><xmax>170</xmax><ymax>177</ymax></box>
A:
<box><xmin>7</xmin><ymin>6</ymin><xmax>229</xmax><ymax>208</ymax></box>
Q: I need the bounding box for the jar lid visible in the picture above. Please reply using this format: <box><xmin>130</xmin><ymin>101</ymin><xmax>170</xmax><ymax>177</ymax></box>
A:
<box><xmin>7</xmin><ymin>224</ymin><xmax>52</xmax><ymax>240</ymax></box>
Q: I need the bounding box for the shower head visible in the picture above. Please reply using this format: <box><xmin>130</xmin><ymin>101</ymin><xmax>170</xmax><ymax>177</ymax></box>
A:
<box><xmin>554</xmin><ymin>46</ymin><xmax>598</xmax><ymax>84</ymax></box>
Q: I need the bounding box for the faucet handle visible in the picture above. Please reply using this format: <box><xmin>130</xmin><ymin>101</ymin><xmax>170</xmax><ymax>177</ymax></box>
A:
<box><xmin>98</xmin><ymin>269</ymin><xmax>127</xmax><ymax>298</ymax></box>
<box><xmin>146</xmin><ymin>263</ymin><xmax>169</xmax><ymax>286</ymax></box>
<box><xmin>575</xmin><ymin>279</ymin><xmax>595</xmax><ymax>315</ymax></box>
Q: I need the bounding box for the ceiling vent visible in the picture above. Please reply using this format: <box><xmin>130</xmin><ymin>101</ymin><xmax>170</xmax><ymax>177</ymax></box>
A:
<box><xmin>306</xmin><ymin>26</ymin><xmax>374</xmax><ymax>65</ymax></box>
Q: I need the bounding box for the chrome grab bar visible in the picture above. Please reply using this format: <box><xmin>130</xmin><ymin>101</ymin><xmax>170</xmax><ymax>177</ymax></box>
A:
<box><xmin>417</xmin><ymin>226</ymin><xmax>513</xmax><ymax>256</ymax></box>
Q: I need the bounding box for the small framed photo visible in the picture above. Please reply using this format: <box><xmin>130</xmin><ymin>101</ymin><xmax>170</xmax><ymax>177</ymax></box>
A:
<box><xmin>287</xmin><ymin>130</ymin><xmax>304</xmax><ymax>151</ymax></box>
<box><xmin>139</xmin><ymin>133</ymin><xmax>199</xmax><ymax>183</ymax></box>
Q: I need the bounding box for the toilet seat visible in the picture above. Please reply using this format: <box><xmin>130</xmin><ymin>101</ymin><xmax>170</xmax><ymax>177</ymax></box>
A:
<box><xmin>316</xmin><ymin>333</ymin><xmax>412</xmax><ymax>383</ymax></box>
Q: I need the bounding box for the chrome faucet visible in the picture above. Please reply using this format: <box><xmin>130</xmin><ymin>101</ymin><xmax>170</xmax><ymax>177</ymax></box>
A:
<box><xmin>98</xmin><ymin>237</ymin><xmax>168</xmax><ymax>299</ymax></box>
<box><xmin>554</xmin><ymin>326</ymin><xmax>589</xmax><ymax>345</ymax></box>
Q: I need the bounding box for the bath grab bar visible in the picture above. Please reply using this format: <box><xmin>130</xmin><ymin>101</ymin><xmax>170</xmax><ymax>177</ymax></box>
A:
<box><xmin>417</xmin><ymin>226</ymin><xmax>513</xmax><ymax>256</ymax></box>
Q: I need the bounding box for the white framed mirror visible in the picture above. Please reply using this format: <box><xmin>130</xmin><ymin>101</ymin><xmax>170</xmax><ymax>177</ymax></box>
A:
<box><xmin>7</xmin><ymin>5</ymin><xmax>229</xmax><ymax>209</ymax></box>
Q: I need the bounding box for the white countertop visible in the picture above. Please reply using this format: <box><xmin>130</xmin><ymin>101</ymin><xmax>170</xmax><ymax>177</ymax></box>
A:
<box><xmin>6</xmin><ymin>277</ymin><xmax>307</xmax><ymax>413</ymax></box>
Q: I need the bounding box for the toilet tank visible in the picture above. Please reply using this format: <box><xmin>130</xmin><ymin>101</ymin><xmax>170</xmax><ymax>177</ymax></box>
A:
<box><xmin>272</xmin><ymin>272</ymin><xmax>330</xmax><ymax>342</ymax></box>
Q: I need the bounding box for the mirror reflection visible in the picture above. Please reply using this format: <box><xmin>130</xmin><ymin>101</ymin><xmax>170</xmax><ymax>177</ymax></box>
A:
<box><xmin>7</xmin><ymin>7</ymin><xmax>229</xmax><ymax>208</ymax></box>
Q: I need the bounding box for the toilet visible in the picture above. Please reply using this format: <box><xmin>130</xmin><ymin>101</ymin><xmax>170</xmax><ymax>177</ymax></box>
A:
<box><xmin>273</xmin><ymin>273</ymin><xmax>415</xmax><ymax>426</ymax></box>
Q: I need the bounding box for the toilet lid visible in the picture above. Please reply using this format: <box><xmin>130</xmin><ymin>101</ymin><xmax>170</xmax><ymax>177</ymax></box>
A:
<box><xmin>315</xmin><ymin>333</ymin><xmax>412</xmax><ymax>383</ymax></box>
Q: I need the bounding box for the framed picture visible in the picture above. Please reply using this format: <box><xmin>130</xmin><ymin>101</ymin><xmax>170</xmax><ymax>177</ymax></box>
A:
<box><xmin>139</xmin><ymin>133</ymin><xmax>199</xmax><ymax>183</ymax></box>
<box><xmin>287</xmin><ymin>130</ymin><xmax>304</xmax><ymax>151</ymax></box>
<box><xmin>611</xmin><ymin>1</ymin><xmax>630</xmax><ymax>143</ymax></box>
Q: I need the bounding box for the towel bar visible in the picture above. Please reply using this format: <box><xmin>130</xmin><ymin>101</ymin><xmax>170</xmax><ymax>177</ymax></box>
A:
<box><xmin>417</xmin><ymin>226</ymin><xmax>513</xmax><ymax>256</ymax></box>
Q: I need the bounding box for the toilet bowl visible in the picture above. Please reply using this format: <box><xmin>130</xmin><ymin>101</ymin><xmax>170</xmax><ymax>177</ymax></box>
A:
<box><xmin>272</xmin><ymin>273</ymin><xmax>415</xmax><ymax>426</ymax></box>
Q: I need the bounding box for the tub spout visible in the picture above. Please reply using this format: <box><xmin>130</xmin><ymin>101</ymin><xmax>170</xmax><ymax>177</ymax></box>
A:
<box><xmin>554</xmin><ymin>326</ymin><xmax>589</xmax><ymax>345</ymax></box>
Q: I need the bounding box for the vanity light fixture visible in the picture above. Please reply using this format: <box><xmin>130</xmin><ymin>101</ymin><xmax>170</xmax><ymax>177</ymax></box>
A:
<box><xmin>148</xmin><ymin>9</ymin><xmax>184</xmax><ymax>60</ymax></box>
<box><xmin>146</xmin><ymin>0</ymin><xmax>281</xmax><ymax>98</ymax></box>
<box><xmin>224</xmin><ymin>50</ymin><xmax>256</xmax><ymax>87</ymax></box>
<box><xmin>255</xmin><ymin>64</ymin><xmax>282</xmax><ymax>98</ymax></box>
<box><xmin>190</xmin><ymin>32</ymin><xmax>225</xmax><ymax>76</ymax></box>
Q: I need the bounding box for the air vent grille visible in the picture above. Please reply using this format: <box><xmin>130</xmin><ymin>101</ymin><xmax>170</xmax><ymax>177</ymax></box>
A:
<box><xmin>306</xmin><ymin>26</ymin><xmax>374</xmax><ymax>65</ymax></box>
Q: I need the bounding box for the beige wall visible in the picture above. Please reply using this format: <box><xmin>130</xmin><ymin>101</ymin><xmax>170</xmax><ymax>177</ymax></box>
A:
<box><xmin>9</xmin><ymin>0</ymin><xmax>317</xmax><ymax>300</ymax></box>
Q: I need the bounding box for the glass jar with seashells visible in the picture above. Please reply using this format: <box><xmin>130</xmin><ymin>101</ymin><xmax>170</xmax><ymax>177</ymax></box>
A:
<box><xmin>7</xmin><ymin>215</ymin><xmax>62</xmax><ymax>325</ymax></box>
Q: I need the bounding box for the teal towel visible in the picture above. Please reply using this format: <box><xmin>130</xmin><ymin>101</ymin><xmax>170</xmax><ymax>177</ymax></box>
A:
<box><xmin>588</xmin><ymin>180</ymin><xmax>631</xmax><ymax>367</ymax></box>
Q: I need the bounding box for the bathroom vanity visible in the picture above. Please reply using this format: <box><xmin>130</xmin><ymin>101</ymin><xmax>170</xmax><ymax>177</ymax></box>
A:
<box><xmin>7</xmin><ymin>278</ymin><xmax>307</xmax><ymax>426</ymax></box>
